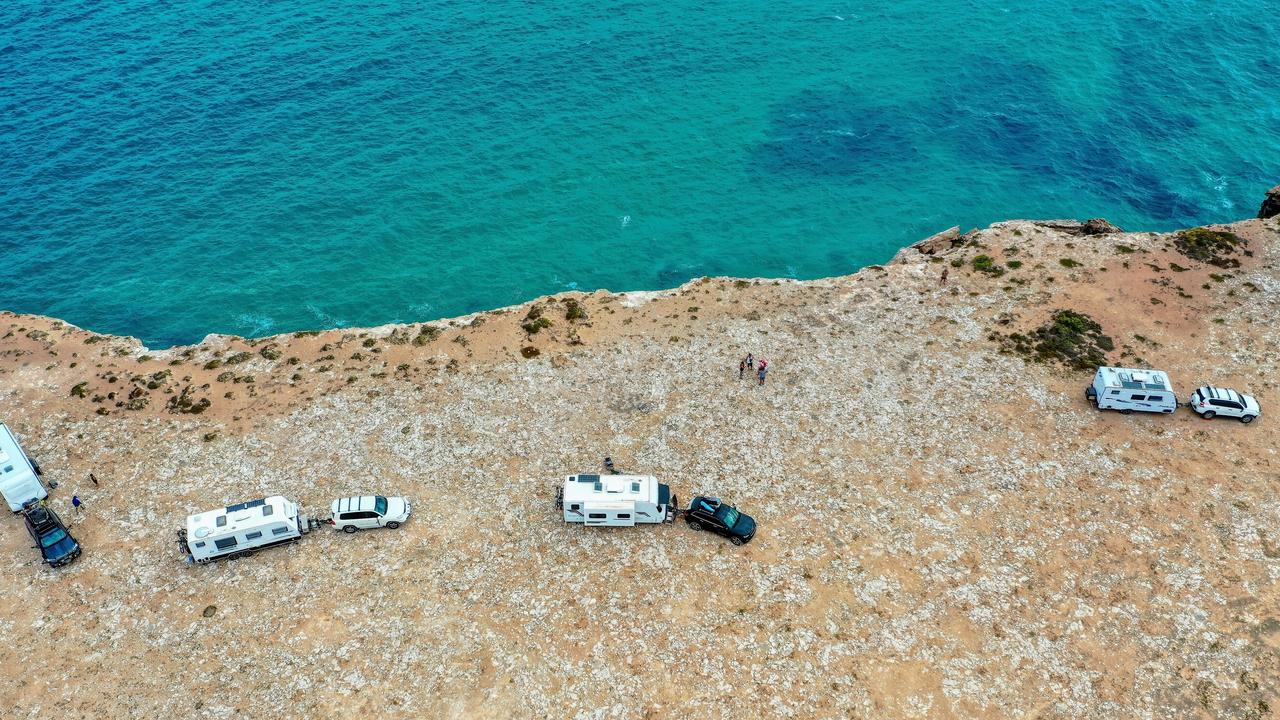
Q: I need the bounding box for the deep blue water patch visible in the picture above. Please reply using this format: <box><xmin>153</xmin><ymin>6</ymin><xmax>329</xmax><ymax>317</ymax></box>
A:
<box><xmin>1</xmin><ymin>0</ymin><xmax>1278</xmax><ymax>346</ymax></box>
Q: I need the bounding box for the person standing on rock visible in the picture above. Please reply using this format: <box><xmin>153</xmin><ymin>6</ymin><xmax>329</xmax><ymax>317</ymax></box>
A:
<box><xmin>758</xmin><ymin>365</ymin><xmax>767</xmax><ymax>386</ymax></box>
<box><xmin>746</xmin><ymin>353</ymin><xmax>754</xmax><ymax>370</ymax></box>
<box><xmin>759</xmin><ymin>358</ymin><xmax>768</xmax><ymax>373</ymax></box>
<box><xmin>72</xmin><ymin>494</ymin><xmax>83</xmax><ymax>515</ymax></box>
<box><xmin>738</xmin><ymin>359</ymin><xmax>746</xmax><ymax>380</ymax></box>
<box><xmin>940</xmin><ymin>267</ymin><xmax>949</xmax><ymax>286</ymax></box>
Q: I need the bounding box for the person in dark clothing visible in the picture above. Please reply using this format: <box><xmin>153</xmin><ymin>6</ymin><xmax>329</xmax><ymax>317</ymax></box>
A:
<box><xmin>738</xmin><ymin>360</ymin><xmax>746</xmax><ymax>379</ymax></box>
<box><xmin>72</xmin><ymin>495</ymin><xmax>83</xmax><ymax>514</ymax></box>
<box><xmin>758</xmin><ymin>366</ymin><xmax>767</xmax><ymax>386</ymax></box>
<box><xmin>746</xmin><ymin>353</ymin><xmax>754</xmax><ymax>370</ymax></box>
<box><xmin>604</xmin><ymin>457</ymin><xmax>616</xmax><ymax>474</ymax></box>
<box><xmin>89</xmin><ymin>473</ymin><xmax>99</xmax><ymax>487</ymax></box>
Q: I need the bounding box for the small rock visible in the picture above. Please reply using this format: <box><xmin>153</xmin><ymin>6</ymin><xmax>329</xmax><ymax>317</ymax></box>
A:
<box><xmin>1079</xmin><ymin>218</ymin><xmax>1123</xmax><ymax>235</ymax></box>
<box><xmin>202</xmin><ymin>605</ymin><xmax>217</xmax><ymax>618</ymax></box>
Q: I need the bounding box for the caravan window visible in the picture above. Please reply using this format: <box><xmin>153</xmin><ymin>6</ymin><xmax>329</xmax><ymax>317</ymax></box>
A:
<box><xmin>214</xmin><ymin>537</ymin><xmax>237</xmax><ymax>550</ymax></box>
<box><xmin>588</xmin><ymin>513</ymin><xmax>606</xmax><ymax>519</ymax></box>
<box><xmin>569</xmin><ymin>504</ymin><xmax>580</xmax><ymax>511</ymax></box>
<box><xmin>262</xmin><ymin>505</ymin><xmax>274</xmax><ymax>516</ymax></box>
<box><xmin>193</xmin><ymin>542</ymin><xmax>206</xmax><ymax>548</ymax></box>
<box><xmin>631</xmin><ymin>482</ymin><xmax>640</xmax><ymax>493</ymax></box>
<box><xmin>1130</xmin><ymin>394</ymin><xmax>1146</xmax><ymax>401</ymax></box>
<box><xmin>216</xmin><ymin>516</ymin><xmax>227</xmax><ymax>527</ymax></box>
<box><xmin>271</xmin><ymin>526</ymin><xmax>291</xmax><ymax>536</ymax></box>
<box><xmin>617</xmin><ymin>513</ymin><xmax>631</xmax><ymax>519</ymax></box>
<box><xmin>245</xmin><ymin>531</ymin><xmax>263</xmax><ymax>540</ymax></box>
<box><xmin>1108</xmin><ymin>390</ymin><xmax>1120</xmax><ymax>395</ymax></box>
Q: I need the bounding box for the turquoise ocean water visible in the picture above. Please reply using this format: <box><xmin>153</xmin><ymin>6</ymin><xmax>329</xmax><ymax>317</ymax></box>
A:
<box><xmin>2</xmin><ymin>1</ymin><xmax>1278</xmax><ymax>346</ymax></box>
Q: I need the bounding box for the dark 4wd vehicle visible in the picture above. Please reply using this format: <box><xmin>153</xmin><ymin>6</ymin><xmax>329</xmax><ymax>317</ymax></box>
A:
<box><xmin>684</xmin><ymin>496</ymin><xmax>756</xmax><ymax>546</ymax></box>
<box><xmin>22</xmin><ymin>501</ymin><xmax>81</xmax><ymax>567</ymax></box>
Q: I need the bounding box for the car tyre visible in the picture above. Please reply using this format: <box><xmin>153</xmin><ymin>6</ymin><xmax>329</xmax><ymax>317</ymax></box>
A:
<box><xmin>730</xmin><ymin>536</ymin><xmax>744</xmax><ymax>546</ymax></box>
<box><xmin>1241</xmin><ymin>415</ymin><xmax>1256</xmax><ymax>424</ymax></box>
<box><xmin>342</xmin><ymin>525</ymin><xmax>358</xmax><ymax>534</ymax></box>
<box><xmin>687</xmin><ymin>521</ymin><xmax>702</xmax><ymax>532</ymax></box>
<box><xmin>1202</xmin><ymin>411</ymin><xmax>1215</xmax><ymax>419</ymax></box>
<box><xmin>1119</xmin><ymin>409</ymin><xmax>1133</xmax><ymax>415</ymax></box>
<box><xmin>386</xmin><ymin>521</ymin><xmax>400</xmax><ymax>529</ymax></box>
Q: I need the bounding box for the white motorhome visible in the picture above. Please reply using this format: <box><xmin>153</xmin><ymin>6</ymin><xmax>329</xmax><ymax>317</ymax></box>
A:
<box><xmin>180</xmin><ymin>496</ymin><xmax>316</xmax><ymax>563</ymax></box>
<box><xmin>1086</xmin><ymin>366</ymin><xmax>1177</xmax><ymax>414</ymax></box>
<box><xmin>556</xmin><ymin>473</ymin><xmax>676</xmax><ymax>527</ymax></box>
<box><xmin>0</xmin><ymin>422</ymin><xmax>48</xmax><ymax>512</ymax></box>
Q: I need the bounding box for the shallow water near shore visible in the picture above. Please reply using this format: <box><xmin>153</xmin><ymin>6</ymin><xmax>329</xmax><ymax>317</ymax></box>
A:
<box><xmin>2</xmin><ymin>0</ymin><xmax>1278</xmax><ymax>346</ymax></box>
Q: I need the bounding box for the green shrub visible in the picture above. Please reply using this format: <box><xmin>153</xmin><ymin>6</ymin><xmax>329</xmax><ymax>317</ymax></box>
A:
<box><xmin>1059</xmin><ymin>258</ymin><xmax>1082</xmax><ymax>268</ymax></box>
<box><xmin>971</xmin><ymin>255</ymin><xmax>1005</xmax><ymax>276</ymax></box>
<box><xmin>412</xmin><ymin>326</ymin><xmax>441</xmax><ymax>346</ymax></box>
<box><xmin>1006</xmin><ymin>260</ymin><xmax>1023</xmax><ymax>269</ymax></box>
<box><xmin>992</xmin><ymin>309</ymin><xmax>1113</xmax><ymax>371</ymax></box>
<box><xmin>1175</xmin><ymin>228</ymin><xmax>1246</xmax><ymax>268</ymax></box>
<box><xmin>564</xmin><ymin>298</ymin><xmax>588</xmax><ymax>322</ymax></box>
<box><xmin>522</xmin><ymin>317</ymin><xmax>553</xmax><ymax>334</ymax></box>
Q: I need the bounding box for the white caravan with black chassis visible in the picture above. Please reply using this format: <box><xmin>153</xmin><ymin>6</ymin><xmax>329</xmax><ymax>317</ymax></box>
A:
<box><xmin>179</xmin><ymin>496</ymin><xmax>318</xmax><ymax>563</ymax></box>
<box><xmin>1086</xmin><ymin>366</ymin><xmax>1177</xmax><ymax>414</ymax></box>
<box><xmin>556</xmin><ymin>473</ymin><xmax>676</xmax><ymax>527</ymax></box>
<box><xmin>0</xmin><ymin>422</ymin><xmax>48</xmax><ymax>512</ymax></box>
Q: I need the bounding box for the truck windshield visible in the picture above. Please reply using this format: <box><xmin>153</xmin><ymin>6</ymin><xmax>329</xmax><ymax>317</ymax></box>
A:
<box><xmin>40</xmin><ymin>528</ymin><xmax>68</xmax><ymax>548</ymax></box>
<box><xmin>714</xmin><ymin>505</ymin><xmax>740</xmax><ymax>528</ymax></box>
<box><xmin>375</xmin><ymin>496</ymin><xmax>388</xmax><ymax>515</ymax></box>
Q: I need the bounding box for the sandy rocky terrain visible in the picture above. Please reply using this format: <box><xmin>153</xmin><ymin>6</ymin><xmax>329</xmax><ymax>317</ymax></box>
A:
<box><xmin>2</xmin><ymin>206</ymin><xmax>1280</xmax><ymax>719</ymax></box>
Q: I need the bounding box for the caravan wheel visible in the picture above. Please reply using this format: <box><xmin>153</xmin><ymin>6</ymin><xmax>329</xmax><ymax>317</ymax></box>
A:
<box><xmin>1119</xmin><ymin>409</ymin><xmax>1133</xmax><ymax>415</ymax></box>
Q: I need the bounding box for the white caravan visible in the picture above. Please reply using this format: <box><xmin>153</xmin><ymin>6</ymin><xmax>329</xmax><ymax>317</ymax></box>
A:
<box><xmin>1086</xmin><ymin>366</ymin><xmax>1177</xmax><ymax>414</ymax></box>
<box><xmin>180</xmin><ymin>496</ymin><xmax>316</xmax><ymax>563</ymax></box>
<box><xmin>0</xmin><ymin>422</ymin><xmax>48</xmax><ymax>512</ymax></box>
<box><xmin>556</xmin><ymin>473</ymin><xmax>676</xmax><ymax>527</ymax></box>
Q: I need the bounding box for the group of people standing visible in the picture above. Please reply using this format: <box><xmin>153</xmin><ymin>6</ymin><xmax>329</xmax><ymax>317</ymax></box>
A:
<box><xmin>738</xmin><ymin>353</ymin><xmax>769</xmax><ymax>386</ymax></box>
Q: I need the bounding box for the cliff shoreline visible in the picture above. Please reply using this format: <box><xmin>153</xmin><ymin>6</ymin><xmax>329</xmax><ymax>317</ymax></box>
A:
<box><xmin>1</xmin><ymin>209</ymin><xmax>1278</xmax><ymax>719</ymax></box>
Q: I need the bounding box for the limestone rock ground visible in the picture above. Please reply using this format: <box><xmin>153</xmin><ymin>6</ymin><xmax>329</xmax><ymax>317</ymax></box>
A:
<box><xmin>1</xmin><ymin>217</ymin><xmax>1278</xmax><ymax>719</ymax></box>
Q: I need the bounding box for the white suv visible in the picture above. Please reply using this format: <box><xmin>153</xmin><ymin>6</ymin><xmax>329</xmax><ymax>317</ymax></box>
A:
<box><xmin>1188</xmin><ymin>386</ymin><xmax>1261</xmax><ymax>423</ymax></box>
<box><xmin>331</xmin><ymin>495</ymin><xmax>411</xmax><ymax>533</ymax></box>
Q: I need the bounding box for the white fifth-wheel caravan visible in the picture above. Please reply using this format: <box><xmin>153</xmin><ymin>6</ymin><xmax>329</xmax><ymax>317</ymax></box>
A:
<box><xmin>179</xmin><ymin>496</ymin><xmax>318</xmax><ymax>563</ymax></box>
<box><xmin>556</xmin><ymin>473</ymin><xmax>676</xmax><ymax>527</ymax></box>
<box><xmin>0</xmin><ymin>423</ymin><xmax>48</xmax><ymax>512</ymax></box>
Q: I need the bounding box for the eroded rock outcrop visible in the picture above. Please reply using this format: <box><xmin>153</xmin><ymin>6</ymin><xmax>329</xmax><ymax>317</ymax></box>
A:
<box><xmin>1259</xmin><ymin>184</ymin><xmax>1280</xmax><ymax>219</ymax></box>
<box><xmin>891</xmin><ymin>225</ymin><xmax>963</xmax><ymax>263</ymax></box>
<box><xmin>1033</xmin><ymin>218</ymin><xmax>1123</xmax><ymax>236</ymax></box>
